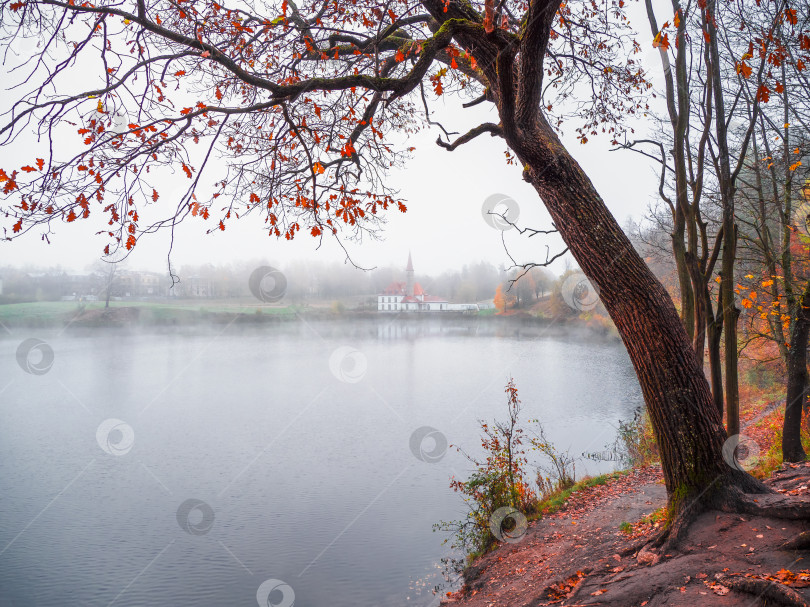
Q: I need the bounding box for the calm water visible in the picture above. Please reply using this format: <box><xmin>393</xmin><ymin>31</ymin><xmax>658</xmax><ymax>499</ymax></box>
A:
<box><xmin>0</xmin><ymin>318</ymin><xmax>642</xmax><ymax>606</ymax></box>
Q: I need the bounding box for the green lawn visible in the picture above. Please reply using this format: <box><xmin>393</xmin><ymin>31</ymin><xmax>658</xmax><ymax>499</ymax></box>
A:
<box><xmin>0</xmin><ymin>300</ymin><xmax>296</xmax><ymax>324</ymax></box>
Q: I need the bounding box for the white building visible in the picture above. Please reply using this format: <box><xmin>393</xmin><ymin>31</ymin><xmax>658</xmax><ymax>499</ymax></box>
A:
<box><xmin>378</xmin><ymin>253</ymin><xmax>451</xmax><ymax>312</ymax></box>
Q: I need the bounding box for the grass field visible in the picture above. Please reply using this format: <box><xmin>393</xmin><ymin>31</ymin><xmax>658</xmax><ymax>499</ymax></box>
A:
<box><xmin>0</xmin><ymin>299</ymin><xmax>297</xmax><ymax>324</ymax></box>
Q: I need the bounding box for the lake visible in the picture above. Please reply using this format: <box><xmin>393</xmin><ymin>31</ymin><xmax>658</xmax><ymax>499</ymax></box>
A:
<box><xmin>0</xmin><ymin>317</ymin><xmax>643</xmax><ymax>606</ymax></box>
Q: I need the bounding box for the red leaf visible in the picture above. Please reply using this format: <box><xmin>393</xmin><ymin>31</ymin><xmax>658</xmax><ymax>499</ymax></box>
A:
<box><xmin>483</xmin><ymin>0</ymin><xmax>495</xmax><ymax>33</ymax></box>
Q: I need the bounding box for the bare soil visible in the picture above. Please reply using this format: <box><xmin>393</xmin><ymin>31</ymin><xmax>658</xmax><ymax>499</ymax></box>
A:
<box><xmin>441</xmin><ymin>464</ymin><xmax>810</xmax><ymax>606</ymax></box>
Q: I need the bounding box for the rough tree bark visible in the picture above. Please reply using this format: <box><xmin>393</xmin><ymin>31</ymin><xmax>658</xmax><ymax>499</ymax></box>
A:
<box><xmin>784</xmin><ymin>282</ymin><xmax>810</xmax><ymax>462</ymax></box>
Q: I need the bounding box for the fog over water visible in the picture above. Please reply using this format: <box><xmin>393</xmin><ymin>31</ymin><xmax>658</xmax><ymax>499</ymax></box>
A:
<box><xmin>0</xmin><ymin>319</ymin><xmax>642</xmax><ymax>606</ymax></box>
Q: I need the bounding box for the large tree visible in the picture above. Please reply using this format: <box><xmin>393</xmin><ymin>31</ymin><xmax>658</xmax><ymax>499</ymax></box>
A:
<box><xmin>1</xmin><ymin>0</ymin><xmax>808</xmax><ymax>547</ymax></box>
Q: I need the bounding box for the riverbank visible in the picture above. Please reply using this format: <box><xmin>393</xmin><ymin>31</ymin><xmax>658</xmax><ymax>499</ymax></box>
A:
<box><xmin>0</xmin><ymin>300</ymin><xmax>619</xmax><ymax>339</ymax></box>
<box><xmin>441</xmin><ymin>463</ymin><xmax>810</xmax><ymax>606</ymax></box>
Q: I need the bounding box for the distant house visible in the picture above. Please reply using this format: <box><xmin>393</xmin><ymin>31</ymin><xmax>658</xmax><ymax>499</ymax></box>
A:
<box><xmin>377</xmin><ymin>253</ymin><xmax>451</xmax><ymax>312</ymax></box>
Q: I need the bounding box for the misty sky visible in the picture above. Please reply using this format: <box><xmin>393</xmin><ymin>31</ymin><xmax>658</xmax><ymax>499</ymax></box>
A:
<box><xmin>1</xmin><ymin>1</ymin><xmax>667</xmax><ymax>278</ymax></box>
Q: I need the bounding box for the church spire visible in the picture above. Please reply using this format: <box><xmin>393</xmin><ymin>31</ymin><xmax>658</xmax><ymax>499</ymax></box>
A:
<box><xmin>406</xmin><ymin>251</ymin><xmax>414</xmax><ymax>296</ymax></box>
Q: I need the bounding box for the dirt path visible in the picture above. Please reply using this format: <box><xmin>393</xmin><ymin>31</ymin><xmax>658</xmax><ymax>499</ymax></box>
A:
<box><xmin>441</xmin><ymin>464</ymin><xmax>810</xmax><ymax>606</ymax></box>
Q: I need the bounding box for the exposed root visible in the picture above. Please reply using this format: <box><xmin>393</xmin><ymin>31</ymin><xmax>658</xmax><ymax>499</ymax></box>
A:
<box><xmin>738</xmin><ymin>493</ymin><xmax>810</xmax><ymax>520</ymax></box>
<box><xmin>781</xmin><ymin>531</ymin><xmax>810</xmax><ymax>551</ymax></box>
<box><xmin>637</xmin><ymin>473</ymin><xmax>808</xmax><ymax>560</ymax></box>
<box><xmin>717</xmin><ymin>575</ymin><xmax>810</xmax><ymax>607</ymax></box>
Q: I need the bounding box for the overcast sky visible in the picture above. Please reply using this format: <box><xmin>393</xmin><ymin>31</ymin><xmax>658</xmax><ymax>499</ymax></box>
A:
<box><xmin>0</xmin><ymin>1</ymin><xmax>667</xmax><ymax>278</ymax></box>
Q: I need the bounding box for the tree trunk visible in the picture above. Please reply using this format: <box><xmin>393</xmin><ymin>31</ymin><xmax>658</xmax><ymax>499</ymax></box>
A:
<box><xmin>704</xmin><ymin>282</ymin><xmax>725</xmax><ymax>417</ymax></box>
<box><xmin>783</xmin><ymin>282</ymin><xmax>810</xmax><ymax>462</ymax></box>
<box><xmin>511</xmin><ymin>118</ymin><xmax>760</xmax><ymax>511</ymax></box>
<box><xmin>705</xmin><ymin>0</ymin><xmax>741</xmax><ymax>437</ymax></box>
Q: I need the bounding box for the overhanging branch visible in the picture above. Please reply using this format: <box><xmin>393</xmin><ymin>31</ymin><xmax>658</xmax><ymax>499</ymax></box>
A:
<box><xmin>436</xmin><ymin>122</ymin><xmax>503</xmax><ymax>151</ymax></box>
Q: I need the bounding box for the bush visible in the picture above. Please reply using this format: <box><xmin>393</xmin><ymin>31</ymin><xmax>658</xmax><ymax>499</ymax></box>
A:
<box><xmin>530</xmin><ymin>422</ymin><xmax>577</xmax><ymax>498</ymax></box>
<box><xmin>617</xmin><ymin>408</ymin><xmax>659</xmax><ymax>467</ymax></box>
<box><xmin>435</xmin><ymin>378</ymin><xmax>536</xmax><ymax>558</ymax></box>
<box><xmin>435</xmin><ymin>379</ymin><xmax>581</xmax><ymax>561</ymax></box>
<box><xmin>583</xmin><ymin>407</ymin><xmax>659</xmax><ymax>468</ymax></box>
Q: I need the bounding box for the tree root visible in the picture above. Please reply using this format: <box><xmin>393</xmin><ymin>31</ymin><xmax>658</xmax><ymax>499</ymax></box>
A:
<box><xmin>781</xmin><ymin>531</ymin><xmax>810</xmax><ymax>551</ymax></box>
<box><xmin>635</xmin><ymin>478</ymin><xmax>810</xmax><ymax>561</ymax></box>
<box><xmin>738</xmin><ymin>493</ymin><xmax>810</xmax><ymax>520</ymax></box>
<box><xmin>717</xmin><ymin>575</ymin><xmax>810</xmax><ymax>607</ymax></box>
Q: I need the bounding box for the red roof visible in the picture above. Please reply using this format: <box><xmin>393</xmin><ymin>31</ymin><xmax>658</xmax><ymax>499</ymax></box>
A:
<box><xmin>382</xmin><ymin>281</ymin><xmax>407</xmax><ymax>295</ymax></box>
<box><xmin>381</xmin><ymin>281</ymin><xmax>427</xmax><ymax>296</ymax></box>
<box><xmin>400</xmin><ymin>294</ymin><xmax>448</xmax><ymax>303</ymax></box>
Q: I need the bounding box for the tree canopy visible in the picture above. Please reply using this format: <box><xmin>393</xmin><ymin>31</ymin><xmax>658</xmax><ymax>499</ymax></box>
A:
<box><xmin>0</xmin><ymin>0</ymin><xmax>648</xmax><ymax>259</ymax></box>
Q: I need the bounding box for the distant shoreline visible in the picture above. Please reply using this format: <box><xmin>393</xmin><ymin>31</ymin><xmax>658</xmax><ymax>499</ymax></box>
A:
<box><xmin>0</xmin><ymin>300</ymin><xmax>619</xmax><ymax>340</ymax></box>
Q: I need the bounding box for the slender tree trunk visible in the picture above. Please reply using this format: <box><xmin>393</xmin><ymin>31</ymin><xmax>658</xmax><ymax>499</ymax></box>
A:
<box><xmin>705</xmin><ymin>285</ymin><xmax>725</xmax><ymax>417</ymax></box>
<box><xmin>706</xmin><ymin>0</ymin><xmax>740</xmax><ymax>436</ymax></box>
<box><xmin>783</xmin><ymin>282</ymin><xmax>810</xmax><ymax>462</ymax></box>
<box><xmin>673</xmin><ymin>225</ymin><xmax>695</xmax><ymax>341</ymax></box>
